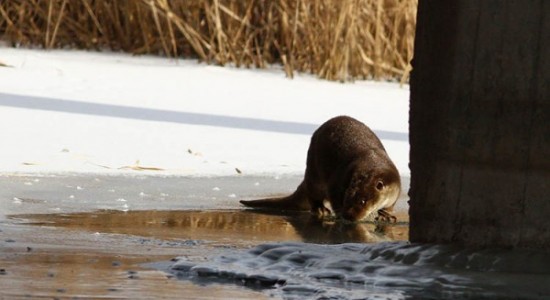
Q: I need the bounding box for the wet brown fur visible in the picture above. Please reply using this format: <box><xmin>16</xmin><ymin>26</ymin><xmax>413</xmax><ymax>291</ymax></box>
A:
<box><xmin>240</xmin><ymin>116</ymin><xmax>401</xmax><ymax>222</ymax></box>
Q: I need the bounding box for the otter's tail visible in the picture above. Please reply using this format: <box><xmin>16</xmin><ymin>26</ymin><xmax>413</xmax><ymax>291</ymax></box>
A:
<box><xmin>240</xmin><ymin>182</ymin><xmax>310</xmax><ymax>211</ymax></box>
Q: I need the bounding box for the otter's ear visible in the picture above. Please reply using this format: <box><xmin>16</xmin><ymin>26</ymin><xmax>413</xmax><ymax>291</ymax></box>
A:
<box><xmin>376</xmin><ymin>181</ymin><xmax>384</xmax><ymax>191</ymax></box>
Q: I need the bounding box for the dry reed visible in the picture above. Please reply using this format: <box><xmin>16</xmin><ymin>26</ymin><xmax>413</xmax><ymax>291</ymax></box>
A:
<box><xmin>0</xmin><ymin>0</ymin><xmax>416</xmax><ymax>83</ymax></box>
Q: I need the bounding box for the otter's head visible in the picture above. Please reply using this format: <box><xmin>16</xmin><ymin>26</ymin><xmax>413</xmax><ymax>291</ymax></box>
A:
<box><xmin>340</xmin><ymin>170</ymin><xmax>400</xmax><ymax>222</ymax></box>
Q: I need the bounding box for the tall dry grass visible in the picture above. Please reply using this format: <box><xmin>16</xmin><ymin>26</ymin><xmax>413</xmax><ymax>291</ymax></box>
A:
<box><xmin>0</xmin><ymin>0</ymin><xmax>416</xmax><ymax>83</ymax></box>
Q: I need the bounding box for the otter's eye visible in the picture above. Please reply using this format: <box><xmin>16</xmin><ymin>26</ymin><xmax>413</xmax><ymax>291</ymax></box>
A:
<box><xmin>376</xmin><ymin>181</ymin><xmax>384</xmax><ymax>191</ymax></box>
<box><xmin>361</xmin><ymin>199</ymin><xmax>367</xmax><ymax>206</ymax></box>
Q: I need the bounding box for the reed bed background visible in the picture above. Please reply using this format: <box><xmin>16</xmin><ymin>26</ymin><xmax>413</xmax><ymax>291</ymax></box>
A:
<box><xmin>0</xmin><ymin>0</ymin><xmax>416</xmax><ymax>83</ymax></box>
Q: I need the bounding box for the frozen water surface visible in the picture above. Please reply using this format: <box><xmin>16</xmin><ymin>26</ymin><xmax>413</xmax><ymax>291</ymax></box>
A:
<box><xmin>170</xmin><ymin>242</ymin><xmax>550</xmax><ymax>299</ymax></box>
<box><xmin>0</xmin><ymin>173</ymin><xmax>306</xmax><ymax>218</ymax></box>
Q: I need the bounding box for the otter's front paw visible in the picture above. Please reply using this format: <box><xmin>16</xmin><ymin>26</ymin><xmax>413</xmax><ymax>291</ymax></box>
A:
<box><xmin>312</xmin><ymin>206</ymin><xmax>332</xmax><ymax>218</ymax></box>
<box><xmin>375</xmin><ymin>209</ymin><xmax>397</xmax><ymax>223</ymax></box>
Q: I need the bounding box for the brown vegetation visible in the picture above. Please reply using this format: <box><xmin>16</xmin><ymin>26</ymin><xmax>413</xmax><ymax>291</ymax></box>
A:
<box><xmin>0</xmin><ymin>0</ymin><xmax>416</xmax><ymax>82</ymax></box>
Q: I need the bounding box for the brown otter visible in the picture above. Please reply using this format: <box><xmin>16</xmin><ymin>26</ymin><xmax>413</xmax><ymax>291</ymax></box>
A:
<box><xmin>240</xmin><ymin>115</ymin><xmax>401</xmax><ymax>222</ymax></box>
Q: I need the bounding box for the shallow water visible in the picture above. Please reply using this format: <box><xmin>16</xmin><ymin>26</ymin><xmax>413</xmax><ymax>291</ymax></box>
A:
<box><xmin>14</xmin><ymin>209</ymin><xmax>408</xmax><ymax>245</ymax></box>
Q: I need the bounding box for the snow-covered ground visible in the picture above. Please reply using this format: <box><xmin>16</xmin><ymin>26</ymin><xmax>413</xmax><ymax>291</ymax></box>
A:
<box><xmin>0</xmin><ymin>47</ymin><xmax>409</xmax><ymax>178</ymax></box>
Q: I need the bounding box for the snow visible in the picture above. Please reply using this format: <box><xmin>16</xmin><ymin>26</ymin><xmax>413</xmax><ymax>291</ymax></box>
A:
<box><xmin>0</xmin><ymin>47</ymin><xmax>409</xmax><ymax>177</ymax></box>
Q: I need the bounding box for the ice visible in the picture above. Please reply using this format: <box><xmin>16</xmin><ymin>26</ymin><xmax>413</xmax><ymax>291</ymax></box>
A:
<box><xmin>170</xmin><ymin>242</ymin><xmax>550</xmax><ymax>299</ymax></box>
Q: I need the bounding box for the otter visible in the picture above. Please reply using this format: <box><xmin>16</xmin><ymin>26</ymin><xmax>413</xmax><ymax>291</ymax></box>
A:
<box><xmin>240</xmin><ymin>115</ymin><xmax>401</xmax><ymax>222</ymax></box>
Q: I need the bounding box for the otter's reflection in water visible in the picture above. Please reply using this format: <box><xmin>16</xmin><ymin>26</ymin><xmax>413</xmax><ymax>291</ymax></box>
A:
<box><xmin>15</xmin><ymin>209</ymin><xmax>408</xmax><ymax>245</ymax></box>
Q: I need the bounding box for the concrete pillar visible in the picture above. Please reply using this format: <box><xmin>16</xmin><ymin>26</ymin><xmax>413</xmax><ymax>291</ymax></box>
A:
<box><xmin>409</xmin><ymin>1</ymin><xmax>550</xmax><ymax>249</ymax></box>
